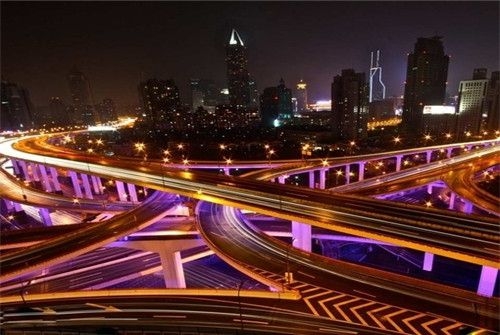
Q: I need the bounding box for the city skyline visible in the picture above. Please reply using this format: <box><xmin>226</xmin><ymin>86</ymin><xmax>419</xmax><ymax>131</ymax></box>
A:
<box><xmin>1</xmin><ymin>1</ymin><xmax>499</xmax><ymax>109</ymax></box>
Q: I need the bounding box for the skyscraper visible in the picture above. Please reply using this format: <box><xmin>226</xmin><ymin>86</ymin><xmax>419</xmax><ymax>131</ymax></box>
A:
<box><xmin>369</xmin><ymin>50</ymin><xmax>386</xmax><ymax>102</ymax></box>
<box><xmin>485</xmin><ymin>71</ymin><xmax>499</xmax><ymax>133</ymax></box>
<box><xmin>138</xmin><ymin>78</ymin><xmax>180</xmax><ymax>125</ymax></box>
<box><xmin>259</xmin><ymin>79</ymin><xmax>293</xmax><ymax>127</ymax></box>
<box><xmin>456</xmin><ymin>69</ymin><xmax>489</xmax><ymax>137</ymax></box>
<box><xmin>402</xmin><ymin>36</ymin><xmax>449</xmax><ymax>136</ymax></box>
<box><xmin>1</xmin><ymin>80</ymin><xmax>34</xmax><ymax>131</ymax></box>
<box><xmin>67</xmin><ymin>66</ymin><xmax>96</xmax><ymax>125</ymax></box>
<box><xmin>296</xmin><ymin>80</ymin><xmax>308</xmax><ymax>112</ymax></box>
<box><xmin>190</xmin><ymin>79</ymin><xmax>218</xmax><ymax>111</ymax></box>
<box><xmin>226</xmin><ymin>28</ymin><xmax>251</xmax><ymax>107</ymax></box>
<box><xmin>331</xmin><ymin>69</ymin><xmax>368</xmax><ymax>140</ymax></box>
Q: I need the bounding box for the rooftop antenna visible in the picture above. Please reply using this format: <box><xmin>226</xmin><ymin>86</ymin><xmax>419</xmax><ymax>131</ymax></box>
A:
<box><xmin>369</xmin><ymin>50</ymin><xmax>386</xmax><ymax>102</ymax></box>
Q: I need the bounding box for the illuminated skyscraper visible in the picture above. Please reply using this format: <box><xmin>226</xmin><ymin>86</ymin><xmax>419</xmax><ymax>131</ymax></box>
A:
<box><xmin>296</xmin><ymin>80</ymin><xmax>308</xmax><ymax>112</ymax></box>
<box><xmin>138</xmin><ymin>78</ymin><xmax>180</xmax><ymax>124</ymax></box>
<box><xmin>456</xmin><ymin>69</ymin><xmax>489</xmax><ymax>137</ymax></box>
<box><xmin>369</xmin><ymin>50</ymin><xmax>386</xmax><ymax>102</ymax></box>
<box><xmin>226</xmin><ymin>28</ymin><xmax>251</xmax><ymax>107</ymax></box>
<box><xmin>259</xmin><ymin>78</ymin><xmax>293</xmax><ymax>127</ymax></box>
<box><xmin>67</xmin><ymin>66</ymin><xmax>96</xmax><ymax>125</ymax></box>
<box><xmin>485</xmin><ymin>71</ymin><xmax>499</xmax><ymax>133</ymax></box>
<box><xmin>331</xmin><ymin>69</ymin><xmax>368</xmax><ymax>140</ymax></box>
<box><xmin>402</xmin><ymin>36</ymin><xmax>449</xmax><ymax>136</ymax></box>
<box><xmin>1</xmin><ymin>80</ymin><xmax>34</xmax><ymax>131</ymax></box>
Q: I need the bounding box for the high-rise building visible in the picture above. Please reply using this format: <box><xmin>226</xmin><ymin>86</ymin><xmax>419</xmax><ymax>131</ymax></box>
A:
<box><xmin>331</xmin><ymin>69</ymin><xmax>368</xmax><ymax>140</ymax></box>
<box><xmin>67</xmin><ymin>66</ymin><xmax>96</xmax><ymax>125</ymax></box>
<box><xmin>456</xmin><ymin>69</ymin><xmax>489</xmax><ymax>137</ymax></box>
<box><xmin>402</xmin><ymin>36</ymin><xmax>449</xmax><ymax>136</ymax></box>
<box><xmin>138</xmin><ymin>78</ymin><xmax>180</xmax><ymax>125</ymax></box>
<box><xmin>296</xmin><ymin>80</ymin><xmax>308</xmax><ymax>113</ymax></box>
<box><xmin>485</xmin><ymin>71</ymin><xmax>499</xmax><ymax>132</ymax></box>
<box><xmin>226</xmin><ymin>28</ymin><xmax>251</xmax><ymax>107</ymax></box>
<box><xmin>1</xmin><ymin>80</ymin><xmax>35</xmax><ymax>131</ymax></box>
<box><xmin>369</xmin><ymin>50</ymin><xmax>386</xmax><ymax>102</ymax></box>
<box><xmin>49</xmin><ymin>97</ymin><xmax>70</xmax><ymax>126</ymax></box>
<box><xmin>259</xmin><ymin>78</ymin><xmax>293</xmax><ymax>127</ymax></box>
<box><xmin>190</xmin><ymin>79</ymin><xmax>218</xmax><ymax>111</ymax></box>
<box><xmin>96</xmin><ymin>98</ymin><xmax>118</xmax><ymax>123</ymax></box>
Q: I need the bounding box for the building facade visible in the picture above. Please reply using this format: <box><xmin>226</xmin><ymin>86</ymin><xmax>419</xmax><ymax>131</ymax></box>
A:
<box><xmin>67</xmin><ymin>66</ymin><xmax>96</xmax><ymax>125</ymax></box>
<box><xmin>259</xmin><ymin>79</ymin><xmax>293</xmax><ymax>127</ymax></box>
<box><xmin>226</xmin><ymin>29</ymin><xmax>251</xmax><ymax>107</ymax></box>
<box><xmin>296</xmin><ymin>80</ymin><xmax>308</xmax><ymax>113</ymax></box>
<box><xmin>1</xmin><ymin>80</ymin><xmax>35</xmax><ymax>131</ymax></box>
<box><xmin>402</xmin><ymin>36</ymin><xmax>449</xmax><ymax>136</ymax></box>
<box><xmin>485</xmin><ymin>71</ymin><xmax>500</xmax><ymax>133</ymax></box>
<box><xmin>331</xmin><ymin>69</ymin><xmax>368</xmax><ymax>140</ymax></box>
<box><xmin>138</xmin><ymin>78</ymin><xmax>180</xmax><ymax>126</ymax></box>
<box><xmin>456</xmin><ymin>69</ymin><xmax>489</xmax><ymax>137</ymax></box>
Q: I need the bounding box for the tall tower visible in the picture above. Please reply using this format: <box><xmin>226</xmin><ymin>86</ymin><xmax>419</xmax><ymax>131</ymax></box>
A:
<box><xmin>369</xmin><ymin>50</ymin><xmax>386</xmax><ymax>102</ymax></box>
<box><xmin>331</xmin><ymin>69</ymin><xmax>368</xmax><ymax>140</ymax></box>
<box><xmin>402</xmin><ymin>36</ymin><xmax>449</xmax><ymax>136</ymax></box>
<box><xmin>226</xmin><ymin>28</ymin><xmax>251</xmax><ymax>107</ymax></box>
<box><xmin>296</xmin><ymin>80</ymin><xmax>308</xmax><ymax>112</ymax></box>
<box><xmin>67</xmin><ymin>67</ymin><xmax>96</xmax><ymax>125</ymax></box>
<box><xmin>138</xmin><ymin>78</ymin><xmax>180</xmax><ymax>124</ymax></box>
<box><xmin>456</xmin><ymin>69</ymin><xmax>489</xmax><ymax>136</ymax></box>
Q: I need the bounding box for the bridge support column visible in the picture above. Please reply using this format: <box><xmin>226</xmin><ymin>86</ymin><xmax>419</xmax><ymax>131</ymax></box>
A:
<box><xmin>292</xmin><ymin>221</ymin><xmax>311</xmax><ymax>252</ymax></box>
<box><xmin>37</xmin><ymin>165</ymin><xmax>53</xmax><ymax>193</ymax></box>
<box><xmin>115</xmin><ymin>181</ymin><xmax>128</xmax><ymax>201</ymax></box>
<box><xmin>423</xmin><ymin>252</ymin><xmax>434</xmax><ymax>271</ymax></box>
<box><xmin>477</xmin><ymin>266</ymin><xmax>498</xmax><ymax>297</ymax></box>
<box><xmin>395</xmin><ymin>155</ymin><xmax>402</xmax><ymax>172</ymax></box>
<box><xmin>68</xmin><ymin>171</ymin><xmax>83</xmax><ymax>198</ymax></box>
<box><xmin>18</xmin><ymin>160</ymin><xmax>31</xmax><ymax>181</ymax></box>
<box><xmin>90</xmin><ymin>175</ymin><xmax>101</xmax><ymax>195</ymax></box>
<box><xmin>38</xmin><ymin>208</ymin><xmax>52</xmax><ymax>226</ymax></box>
<box><xmin>319</xmin><ymin>169</ymin><xmax>326</xmax><ymax>189</ymax></box>
<box><xmin>358</xmin><ymin>162</ymin><xmax>365</xmax><ymax>181</ymax></box>
<box><xmin>278</xmin><ymin>176</ymin><xmax>286</xmax><ymax>184</ymax></box>
<box><xmin>308</xmin><ymin>171</ymin><xmax>315</xmax><ymax>188</ymax></box>
<box><xmin>426</xmin><ymin>150</ymin><xmax>432</xmax><ymax>164</ymax></box>
<box><xmin>80</xmin><ymin>173</ymin><xmax>94</xmax><ymax>199</ymax></box>
<box><xmin>10</xmin><ymin>159</ymin><xmax>21</xmax><ymax>175</ymax></box>
<box><xmin>448</xmin><ymin>192</ymin><xmax>456</xmax><ymax>210</ymax></box>
<box><xmin>463</xmin><ymin>201</ymin><xmax>473</xmax><ymax>214</ymax></box>
<box><xmin>446</xmin><ymin>148</ymin><xmax>453</xmax><ymax>158</ymax></box>
<box><xmin>127</xmin><ymin>183</ymin><xmax>139</xmax><ymax>203</ymax></box>
<box><xmin>427</xmin><ymin>184</ymin><xmax>433</xmax><ymax>195</ymax></box>
<box><xmin>3</xmin><ymin>199</ymin><xmax>22</xmax><ymax>212</ymax></box>
<box><xmin>344</xmin><ymin>165</ymin><xmax>351</xmax><ymax>184</ymax></box>
<box><xmin>223</xmin><ymin>168</ymin><xmax>230</xmax><ymax>176</ymax></box>
<box><xmin>49</xmin><ymin>167</ymin><xmax>62</xmax><ymax>192</ymax></box>
<box><xmin>29</xmin><ymin>162</ymin><xmax>41</xmax><ymax>182</ymax></box>
<box><xmin>159</xmin><ymin>250</ymin><xmax>186</xmax><ymax>288</ymax></box>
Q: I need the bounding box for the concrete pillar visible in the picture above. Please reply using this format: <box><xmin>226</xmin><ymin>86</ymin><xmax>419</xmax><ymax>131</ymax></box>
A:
<box><xmin>427</xmin><ymin>184</ymin><xmax>433</xmax><ymax>195</ymax></box>
<box><xmin>37</xmin><ymin>165</ymin><xmax>53</xmax><ymax>192</ymax></box>
<box><xmin>115</xmin><ymin>181</ymin><xmax>128</xmax><ymax>201</ymax></box>
<box><xmin>96</xmin><ymin>176</ymin><xmax>104</xmax><ymax>194</ymax></box>
<box><xmin>278</xmin><ymin>176</ymin><xmax>286</xmax><ymax>184</ymax></box>
<box><xmin>91</xmin><ymin>175</ymin><xmax>101</xmax><ymax>195</ymax></box>
<box><xmin>426</xmin><ymin>151</ymin><xmax>432</xmax><ymax>164</ymax></box>
<box><xmin>463</xmin><ymin>201</ymin><xmax>473</xmax><ymax>214</ymax></box>
<box><xmin>13</xmin><ymin>202</ymin><xmax>23</xmax><ymax>212</ymax></box>
<box><xmin>423</xmin><ymin>252</ymin><xmax>434</xmax><ymax>271</ymax></box>
<box><xmin>4</xmin><ymin>199</ymin><xmax>22</xmax><ymax>212</ymax></box>
<box><xmin>223</xmin><ymin>168</ymin><xmax>230</xmax><ymax>176</ymax></box>
<box><xmin>80</xmin><ymin>173</ymin><xmax>94</xmax><ymax>199</ymax></box>
<box><xmin>49</xmin><ymin>167</ymin><xmax>62</xmax><ymax>192</ymax></box>
<box><xmin>319</xmin><ymin>169</ymin><xmax>326</xmax><ymax>189</ymax></box>
<box><xmin>127</xmin><ymin>183</ymin><xmax>139</xmax><ymax>203</ymax></box>
<box><xmin>448</xmin><ymin>192</ymin><xmax>456</xmax><ymax>210</ymax></box>
<box><xmin>18</xmin><ymin>161</ymin><xmax>31</xmax><ymax>181</ymax></box>
<box><xmin>466</xmin><ymin>145</ymin><xmax>472</xmax><ymax>151</ymax></box>
<box><xmin>395</xmin><ymin>155</ymin><xmax>402</xmax><ymax>172</ymax></box>
<box><xmin>344</xmin><ymin>165</ymin><xmax>351</xmax><ymax>184</ymax></box>
<box><xmin>10</xmin><ymin>159</ymin><xmax>21</xmax><ymax>175</ymax></box>
<box><xmin>29</xmin><ymin>163</ymin><xmax>40</xmax><ymax>182</ymax></box>
<box><xmin>159</xmin><ymin>250</ymin><xmax>186</xmax><ymax>288</ymax></box>
<box><xmin>68</xmin><ymin>171</ymin><xmax>83</xmax><ymax>198</ymax></box>
<box><xmin>38</xmin><ymin>208</ymin><xmax>52</xmax><ymax>226</ymax></box>
<box><xmin>446</xmin><ymin>148</ymin><xmax>453</xmax><ymax>158</ymax></box>
<box><xmin>358</xmin><ymin>162</ymin><xmax>365</xmax><ymax>181</ymax></box>
<box><xmin>291</xmin><ymin>221</ymin><xmax>311</xmax><ymax>252</ymax></box>
<box><xmin>477</xmin><ymin>266</ymin><xmax>498</xmax><ymax>297</ymax></box>
<box><xmin>308</xmin><ymin>171</ymin><xmax>315</xmax><ymax>188</ymax></box>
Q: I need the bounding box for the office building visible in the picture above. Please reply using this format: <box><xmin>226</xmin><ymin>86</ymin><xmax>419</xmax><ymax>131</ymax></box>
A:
<box><xmin>226</xmin><ymin>28</ymin><xmax>251</xmax><ymax>107</ymax></box>
<box><xmin>456</xmin><ymin>69</ymin><xmax>489</xmax><ymax>137</ymax></box>
<box><xmin>138</xmin><ymin>78</ymin><xmax>180</xmax><ymax>125</ymax></box>
<box><xmin>296</xmin><ymin>80</ymin><xmax>308</xmax><ymax>113</ymax></box>
<box><xmin>1</xmin><ymin>80</ymin><xmax>35</xmax><ymax>131</ymax></box>
<box><xmin>259</xmin><ymin>79</ymin><xmax>293</xmax><ymax>127</ymax></box>
<box><xmin>402</xmin><ymin>36</ymin><xmax>449</xmax><ymax>136</ymax></box>
<box><xmin>485</xmin><ymin>71</ymin><xmax>499</xmax><ymax>133</ymax></box>
<box><xmin>331</xmin><ymin>69</ymin><xmax>368</xmax><ymax>140</ymax></box>
<box><xmin>190</xmin><ymin>79</ymin><xmax>218</xmax><ymax>111</ymax></box>
<box><xmin>96</xmin><ymin>98</ymin><xmax>118</xmax><ymax>123</ymax></box>
<box><xmin>67</xmin><ymin>66</ymin><xmax>96</xmax><ymax>125</ymax></box>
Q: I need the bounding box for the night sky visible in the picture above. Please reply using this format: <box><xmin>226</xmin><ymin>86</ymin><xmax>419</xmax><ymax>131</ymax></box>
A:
<box><xmin>2</xmin><ymin>1</ymin><xmax>499</xmax><ymax>110</ymax></box>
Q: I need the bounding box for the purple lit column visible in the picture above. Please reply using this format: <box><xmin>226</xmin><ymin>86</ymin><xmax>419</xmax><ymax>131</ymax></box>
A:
<box><xmin>319</xmin><ymin>169</ymin><xmax>326</xmax><ymax>189</ymax></box>
<box><xmin>463</xmin><ymin>201</ymin><xmax>473</xmax><ymax>214</ymax></box>
<box><xmin>80</xmin><ymin>173</ymin><xmax>94</xmax><ymax>199</ymax></box>
<box><xmin>91</xmin><ymin>175</ymin><xmax>101</xmax><ymax>194</ymax></box>
<box><xmin>395</xmin><ymin>155</ymin><xmax>402</xmax><ymax>172</ymax></box>
<box><xmin>29</xmin><ymin>162</ymin><xmax>41</xmax><ymax>183</ymax></box>
<box><xmin>423</xmin><ymin>252</ymin><xmax>434</xmax><ymax>271</ymax></box>
<box><xmin>427</xmin><ymin>183</ymin><xmax>433</xmax><ymax>195</ymax></box>
<box><xmin>223</xmin><ymin>167</ymin><xmax>230</xmax><ymax>176</ymax></box>
<box><xmin>477</xmin><ymin>266</ymin><xmax>498</xmax><ymax>297</ymax></box>
<box><xmin>115</xmin><ymin>181</ymin><xmax>128</xmax><ymax>202</ymax></box>
<box><xmin>446</xmin><ymin>148</ymin><xmax>452</xmax><ymax>158</ymax></box>
<box><xmin>159</xmin><ymin>250</ymin><xmax>186</xmax><ymax>288</ymax></box>
<box><xmin>10</xmin><ymin>159</ymin><xmax>21</xmax><ymax>175</ymax></box>
<box><xmin>448</xmin><ymin>192</ymin><xmax>456</xmax><ymax>210</ymax></box>
<box><xmin>345</xmin><ymin>165</ymin><xmax>351</xmax><ymax>184</ymax></box>
<box><xmin>38</xmin><ymin>208</ymin><xmax>52</xmax><ymax>226</ymax></box>
<box><xmin>68</xmin><ymin>171</ymin><xmax>83</xmax><ymax>198</ymax></box>
<box><xmin>37</xmin><ymin>165</ymin><xmax>53</xmax><ymax>193</ymax></box>
<box><xmin>18</xmin><ymin>160</ymin><xmax>31</xmax><ymax>181</ymax></box>
<box><xmin>127</xmin><ymin>183</ymin><xmax>139</xmax><ymax>203</ymax></box>
<box><xmin>278</xmin><ymin>175</ymin><xmax>286</xmax><ymax>184</ymax></box>
<box><xmin>49</xmin><ymin>167</ymin><xmax>62</xmax><ymax>192</ymax></box>
<box><xmin>292</xmin><ymin>221</ymin><xmax>311</xmax><ymax>252</ymax></box>
<box><xmin>308</xmin><ymin>171</ymin><xmax>315</xmax><ymax>188</ymax></box>
<box><xmin>358</xmin><ymin>162</ymin><xmax>365</xmax><ymax>181</ymax></box>
<box><xmin>426</xmin><ymin>150</ymin><xmax>432</xmax><ymax>163</ymax></box>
